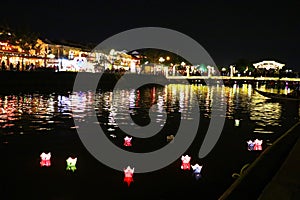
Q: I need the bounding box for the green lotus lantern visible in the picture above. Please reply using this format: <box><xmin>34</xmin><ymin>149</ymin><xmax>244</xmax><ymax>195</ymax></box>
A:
<box><xmin>66</xmin><ymin>157</ymin><xmax>77</xmax><ymax>172</ymax></box>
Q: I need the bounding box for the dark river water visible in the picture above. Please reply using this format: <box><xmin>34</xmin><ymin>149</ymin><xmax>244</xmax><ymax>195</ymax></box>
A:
<box><xmin>0</xmin><ymin>82</ymin><xmax>299</xmax><ymax>199</ymax></box>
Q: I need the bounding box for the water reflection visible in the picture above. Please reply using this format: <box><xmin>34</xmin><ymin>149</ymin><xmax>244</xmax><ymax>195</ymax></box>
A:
<box><xmin>0</xmin><ymin>94</ymin><xmax>74</xmax><ymax>134</ymax></box>
<box><xmin>0</xmin><ymin>84</ymin><xmax>299</xmax><ymax>138</ymax></box>
<box><xmin>250</xmin><ymin>86</ymin><xmax>300</xmax><ymax>133</ymax></box>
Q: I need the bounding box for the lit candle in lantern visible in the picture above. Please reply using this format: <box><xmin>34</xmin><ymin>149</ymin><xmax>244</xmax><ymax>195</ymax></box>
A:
<box><xmin>66</xmin><ymin>157</ymin><xmax>77</xmax><ymax>172</ymax></box>
<box><xmin>124</xmin><ymin>136</ymin><xmax>132</xmax><ymax>147</ymax></box>
<box><xmin>247</xmin><ymin>140</ymin><xmax>254</xmax><ymax>151</ymax></box>
<box><xmin>123</xmin><ymin>166</ymin><xmax>134</xmax><ymax>186</ymax></box>
<box><xmin>181</xmin><ymin>155</ymin><xmax>191</xmax><ymax>170</ymax></box>
<box><xmin>167</xmin><ymin>135</ymin><xmax>174</xmax><ymax>143</ymax></box>
<box><xmin>254</xmin><ymin>139</ymin><xmax>263</xmax><ymax>150</ymax></box>
<box><xmin>235</xmin><ymin>119</ymin><xmax>240</xmax><ymax>126</ymax></box>
<box><xmin>40</xmin><ymin>152</ymin><xmax>51</xmax><ymax>167</ymax></box>
<box><xmin>191</xmin><ymin>163</ymin><xmax>203</xmax><ymax>180</ymax></box>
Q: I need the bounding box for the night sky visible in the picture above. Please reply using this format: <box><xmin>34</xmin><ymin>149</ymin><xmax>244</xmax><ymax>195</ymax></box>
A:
<box><xmin>1</xmin><ymin>0</ymin><xmax>299</xmax><ymax>70</ymax></box>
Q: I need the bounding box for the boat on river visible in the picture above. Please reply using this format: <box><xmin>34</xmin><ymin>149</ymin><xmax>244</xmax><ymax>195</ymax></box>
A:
<box><xmin>254</xmin><ymin>88</ymin><xmax>300</xmax><ymax>101</ymax></box>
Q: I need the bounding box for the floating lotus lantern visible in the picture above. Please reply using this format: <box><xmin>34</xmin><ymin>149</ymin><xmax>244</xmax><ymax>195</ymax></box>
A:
<box><xmin>254</xmin><ymin>139</ymin><xmax>263</xmax><ymax>150</ymax></box>
<box><xmin>124</xmin><ymin>136</ymin><xmax>132</xmax><ymax>147</ymax></box>
<box><xmin>247</xmin><ymin>140</ymin><xmax>254</xmax><ymax>151</ymax></box>
<box><xmin>123</xmin><ymin>166</ymin><xmax>134</xmax><ymax>186</ymax></box>
<box><xmin>66</xmin><ymin>157</ymin><xmax>77</xmax><ymax>172</ymax></box>
<box><xmin>247</xmin><ymin>139</ymin><xmax>263</xmax><ymax>151</ymax></box>
<box><xmin>181</xmin><ymin>155</ymin><xmax>191</xmax><ymax>170</ymax></box>
<box><xmin>235</xmin><ymin>119</ymin><xmax>240</xmax><ymax>126</ymax></box>
<box><xmin>40</xmin><ymin>152</ymin><xmax>51</xmax><ymax>167</ymax></box>
<box><xmin>191</xmin><ymin>164</ymin><xmax>203</xmax><ymax>180</ymax></box>
<box><xmin>167</xmin><ymin>135</ymin><xmax>175</xmax><ymax>143</ymax></box>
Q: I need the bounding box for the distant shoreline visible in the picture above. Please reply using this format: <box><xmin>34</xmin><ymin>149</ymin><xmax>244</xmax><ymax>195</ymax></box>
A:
<box><xmin>2</xmin><ymin>71</ymin><xmax>281</xmax><ymax>95</ymax></box>
<box><xmin>0</xmin><ymin>71</ymin><xmax>171</xmax><ymax>94</ymax></box>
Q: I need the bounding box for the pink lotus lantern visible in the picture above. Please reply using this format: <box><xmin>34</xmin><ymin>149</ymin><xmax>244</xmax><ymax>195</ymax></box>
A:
<box><xmin>181</xmin><ymin>155</ymin><xmax>191</xmax><ymax>170</ymax></box>
<box><xmin>40</xmin><ymin>152</ymin><xmax>51</xmax><ymax>167</ymax></box>
<box><xmin>123</xmin><ymin>166</ymin><xmax>134</xmax><ymax>186</ymax></box>
<box><xmin>254</xmin><ymin>139</ymin><xmax>263</xmax><ymax>150</ymax></box>
<box><xmin>124</xmin><ymin>136</ymin><xmax>132</xmax><ymax>147</ymax></box>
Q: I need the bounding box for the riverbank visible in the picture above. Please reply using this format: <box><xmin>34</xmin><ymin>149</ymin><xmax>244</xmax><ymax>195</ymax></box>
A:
<box><xmin>259</xmin><ymin>122</ymin><xmax>300</xmax><ymax>199</ymax></box>
<box><xmin>219</xmin><ymin>121</ymin><xmax>300</xmax><ymax>200</ymax></box>
<box><xmin>0</xmin><ymin>71</ymin><xmax>174</xmax><ymax>94</ymax></box>
<box><xmin>0</xmin><ymin>71</ymin><xmax>116</xmax><ymax>94</ymax></box>
<box><xmin>1</xmin><ymin>71</ymin><xmax>294</xmax><ymax>95</ymax></box>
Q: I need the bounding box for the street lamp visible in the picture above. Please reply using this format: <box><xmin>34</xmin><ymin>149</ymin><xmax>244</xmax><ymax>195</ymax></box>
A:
<box><xmin>221</xmin><ymin>67</ymin><xmax>226</xmax><ymax>76</ymax></box>
<box><xmin>230</xmin><ymin>65</ymin><xmax>235</xmax><ymax>77</ymax></box>
<box><xmin>159</xmin><ymin>57</ymin><xmax>165</xmax><ymax>63</ymax></box>
<box><xmin>158</xmin><ymin>57</ymin><xmax>165</xmax><ymax>75</ymax></box>
<box><xmin>207</xmin><ymin>65</ymin><xmax>212</xmax><ymax>77</ymax></box>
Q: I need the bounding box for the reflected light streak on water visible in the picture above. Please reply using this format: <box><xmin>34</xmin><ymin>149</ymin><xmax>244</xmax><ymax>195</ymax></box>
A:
<box><xmin>0</xmin><ymin>83</ymin><xmax>299</xmax><ymax>137</ymax></box>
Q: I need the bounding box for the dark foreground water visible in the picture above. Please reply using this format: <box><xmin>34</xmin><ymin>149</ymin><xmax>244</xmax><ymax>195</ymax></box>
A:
<box><xmin>0</xmin><ymin>82</ymin><xmax>299</xmax><ymax>199</ymax></box>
